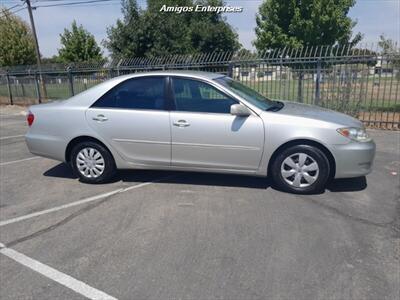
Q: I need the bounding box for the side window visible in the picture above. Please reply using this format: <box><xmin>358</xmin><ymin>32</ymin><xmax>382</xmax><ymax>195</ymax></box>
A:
<box><xmin>172</xmin><ymin>78</ymin><xmax>237</xmax><ymax>113</ymax></box>
<box><xmin>92</xmin><ymin>77</ymin><xmax>165</xmax><ymax>110</ymax></box>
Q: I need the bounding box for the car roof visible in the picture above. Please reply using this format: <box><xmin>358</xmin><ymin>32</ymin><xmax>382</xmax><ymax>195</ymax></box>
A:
<box><xmin>108</xmin><ymin>70</ymin><xmax>226</xmax><ymax>83</ymax></box>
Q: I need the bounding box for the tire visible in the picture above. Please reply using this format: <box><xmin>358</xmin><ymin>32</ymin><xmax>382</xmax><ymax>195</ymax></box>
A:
<box><xmin>70</xmin><ymin>141</ymin><xmax>116</xmax><ymax>184</ymax></box>
<box><xmin>271</xmin><ymin>145</ymin><xmax>330</xmax><ymax>194</ymax></box>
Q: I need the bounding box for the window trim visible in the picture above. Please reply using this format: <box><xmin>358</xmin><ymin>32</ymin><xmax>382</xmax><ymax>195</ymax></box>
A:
<box><xmin>169</xmin><ymin>76</ymin><xmax>240</xmax><ymax>115</ymax></box>
<box><xmin>90</xmin><ymin>76</ymin><xmax>169</xmax><ymax>111</ymax></box>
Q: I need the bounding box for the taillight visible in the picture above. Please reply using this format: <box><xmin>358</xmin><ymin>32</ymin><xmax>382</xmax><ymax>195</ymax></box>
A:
<box><xmin>27</xmin><ymin>111</ymin><xmax>34</xmax><ymax>126</ymax></box>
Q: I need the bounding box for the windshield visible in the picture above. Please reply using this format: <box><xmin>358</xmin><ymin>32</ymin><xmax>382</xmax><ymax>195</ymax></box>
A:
<box><xmin>215</xmin><ymin>76</ymin><xmax>276</xmax><ymax>111</ymax></box>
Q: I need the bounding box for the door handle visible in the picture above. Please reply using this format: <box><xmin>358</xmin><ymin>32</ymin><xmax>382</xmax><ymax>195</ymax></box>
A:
<box><xmin>92</xmin><ymin>114</ymin><xmax>108</xmax><ymax>122</ymax></box>
<box><xmin>173</xmin><ymin>120</ymin><xmax>190</xmax><ymax>127</ymax></box>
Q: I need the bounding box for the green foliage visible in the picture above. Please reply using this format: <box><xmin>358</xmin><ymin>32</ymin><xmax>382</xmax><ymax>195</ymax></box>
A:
<box><xmin>237</xmin><ymin>48</ymin><xmax>252</xmax><ymax>56</ymax></box>
<box><xmin>104</xmin><ymin>0</ymin><xmax>240</xmax><ymax>58</ymax></box>
<box><xmin>0</xmin><ymin>7</ymin><xmax>36</xmax><ymax>67</ymax></box>
<box><xmin>236</xmin><ymin>48</ymin><xmax>258</xmax><ymax>59</ymax></box>
<box><xmin>378</xmin><ymin>34</ymin><xmax>398</xmax><ymax>55</ymax></box>
<box><xmin>58</xmin><ymin>20</ymin><xmax>103</xmax><ymax>62</ymax></box>
<box><xmin>254</xmin><ymin>0</ymin><xmax>362</xmax><ymax>51</ymax></box>
<box><xmin>41</xmin><ymin>55</ymin><xmax>60</xmax><ymax>64</ymax></box>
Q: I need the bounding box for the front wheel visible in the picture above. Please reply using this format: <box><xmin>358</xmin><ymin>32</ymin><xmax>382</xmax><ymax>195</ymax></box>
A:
<box><xmin>70</xmin><ymin>141</ymin><xmax>116</xmax><ymax>184</ymax></box>
<box><xmin>271</xmin><ymin>145</ymin><xmax>330</xmax><ymax>194</ymax></box>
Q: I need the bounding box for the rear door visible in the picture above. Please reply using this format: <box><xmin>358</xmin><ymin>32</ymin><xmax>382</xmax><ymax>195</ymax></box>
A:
<box><xmin>169</xmin><ymin>77</ymin><xmax>264</xmax><ymax>171</ymax></box>
<box><xmin>86</xmin><ymin>76</ymin><xmax>171</xmax><ymax>166</ymax></box>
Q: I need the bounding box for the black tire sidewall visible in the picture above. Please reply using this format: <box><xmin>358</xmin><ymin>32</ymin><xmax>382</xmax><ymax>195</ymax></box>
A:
<box><xmin>70</xmin><ymin>141</ymin><xmax>116</xmax><ymax>184</ymax></box>
<box><xmin>271</xmin><ymin>145</ymin><xmax>330</xmax><ymax>194</ymax></box>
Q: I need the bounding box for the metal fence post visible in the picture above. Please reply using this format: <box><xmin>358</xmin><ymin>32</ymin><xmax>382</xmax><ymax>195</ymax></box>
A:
<box><xmin>297</xmin><ymin>71</ymin><xmax>303</xmax><ymax>103</ymax></box>
<box><xmin>227</xmin><ymin>62</ymin><xmax>234</xmax><ymax>77</ymax></box>
<box><xmin>67</xmin><ymin>67</ymin><xmax>75</xmax><ymax>96</ymax></box>
<box><xmin>6</xmin><ymin>72</ymin><xmax>13</xmax><ymax>105</ymax></box>
<box><xmin>21</xmin><ymin>81</ymin><xmax>26</xmax><ymax>97</ymax></box>
<box><xmin>117</xmin><ymin>58</ymin><xmax>123</xmax><ymax>76</ymax></box>
<box><xmin>34</xmin><ymin>71</ymin><xmax>42</xmax><ymax>103</ymax></box>
<box><xmin>315</xmin><ymin>59</ymin><xmax>321</xmax><ymax>106</ymax></box>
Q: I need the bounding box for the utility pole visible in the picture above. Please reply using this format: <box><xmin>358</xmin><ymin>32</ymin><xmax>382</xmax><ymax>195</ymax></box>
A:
<box><xmin>25</xmin><ymin>0</ymin><xmax>47</xmax><ymax>100</ymax></box>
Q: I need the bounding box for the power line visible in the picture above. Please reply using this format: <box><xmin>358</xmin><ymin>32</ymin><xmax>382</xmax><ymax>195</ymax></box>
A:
<box><xmin>52</xmin><ymin>2</ymin><xmax>121</xmax><ymax>7</ymax></box>
<box><xmin>32</xmin><ymin>0</ymin><xmax>120</xmax><ymax>8</ymax></box>
<box><xmin>0</xmin><ymin>5</ymin><xmax>26</xmax><ymax>17</ymax></box>
<box><xmin>34</xmin><ymin>0</ymin><xmax>115</xmax><ymax>2</ymax></box>
<box><xmin>1</xmin><ymin>0</ymin><xmax>122</xmax><ymax>17</ymax></box>
<box><xmin>33</xmin><ymin>0</ymin><xmax>115</xmax><ymax>2</ymax></box>
<box><xmin>0</xmin><ymin>3</ymin><xmax>24</xmax><ymax>14</ymax></box>
<box><xmin>2</xmin><ymin>4</ymin><xmax>20</xmax><ymax>10</ymax></box>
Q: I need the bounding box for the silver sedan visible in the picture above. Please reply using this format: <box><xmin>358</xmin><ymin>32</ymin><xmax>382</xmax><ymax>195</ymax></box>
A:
<box><xmin>25</xmin><ymin>71</ymin><xmax>375</xmax><ymax>193</ymax></box>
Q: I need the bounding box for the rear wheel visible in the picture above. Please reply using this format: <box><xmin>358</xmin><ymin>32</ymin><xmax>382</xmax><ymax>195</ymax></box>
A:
<box><xmin>271</xmin><ymin>145</ymin><xmax>330</xmax><ymax>194</ymax></box>
<box><xmin>70</xmin><ymin>141</ymin><xmax>116</xmax><ymax>183</ymax></box>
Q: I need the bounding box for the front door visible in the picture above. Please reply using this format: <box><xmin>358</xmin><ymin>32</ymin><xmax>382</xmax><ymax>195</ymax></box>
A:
<box><xmin>170</xmin><ymin>77</ymin><xmax>264</xmax><ymax>171</ymax></box>
<box><xmin>86</xmin><ymin>76</ymin><xmax>171</xmax><ymax>166</ymax></box>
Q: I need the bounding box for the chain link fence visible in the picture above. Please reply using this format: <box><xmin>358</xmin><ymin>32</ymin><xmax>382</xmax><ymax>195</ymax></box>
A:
<box><xmin>1</xmin><ymin>45</ymin><xmax>399</xmax><ymax>129</ymax></box>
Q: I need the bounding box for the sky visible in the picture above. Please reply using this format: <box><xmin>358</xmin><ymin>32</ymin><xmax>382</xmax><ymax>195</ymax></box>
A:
<box><xmin>2</xmin><ymin>0</ymin><xmax>399</xmax><ymax>57</ymax></box>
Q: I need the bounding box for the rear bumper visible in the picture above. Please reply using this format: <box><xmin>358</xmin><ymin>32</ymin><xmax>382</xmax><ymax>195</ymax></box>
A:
<box><xmin>25</xmin><ymin>133</ymin><xmax>66</xmax><ymax>162</ymax></box>
<box><xmin>332</xmin><ymin>140</ymin><xmax>376</xmax><ymax>178</ymax></box>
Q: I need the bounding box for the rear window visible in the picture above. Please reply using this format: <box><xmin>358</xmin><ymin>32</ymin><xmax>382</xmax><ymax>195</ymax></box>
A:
<box><xmin>92</xmin><ymin>77</ymin><xmax>166</xmax><ymax>110</ymax></box>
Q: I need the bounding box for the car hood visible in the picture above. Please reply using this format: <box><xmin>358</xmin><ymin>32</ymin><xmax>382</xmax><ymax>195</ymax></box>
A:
<box><xmin>275</xmin><ymin>101</ymin><xmax>363</xmax><ymax>127</ymax></box>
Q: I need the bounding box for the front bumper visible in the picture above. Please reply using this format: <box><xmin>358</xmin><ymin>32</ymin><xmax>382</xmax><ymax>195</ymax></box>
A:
<box><xmin>331</xmin><ymin>140</ymin><xmax>376</xmax><ymax>179</ymax></box>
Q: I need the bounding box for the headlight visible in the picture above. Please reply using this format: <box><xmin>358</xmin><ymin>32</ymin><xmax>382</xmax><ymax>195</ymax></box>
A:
<box><xmin>337</xmin><ymin>127</ymin><xmax>371</xmax><ymax>142</ymax></box>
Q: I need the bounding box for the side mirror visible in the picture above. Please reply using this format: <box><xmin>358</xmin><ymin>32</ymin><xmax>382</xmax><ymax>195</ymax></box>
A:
<box><xmin>230</xmin><ymin>104</ymin><xmax>251</xmax><ymax>117</ymax></box>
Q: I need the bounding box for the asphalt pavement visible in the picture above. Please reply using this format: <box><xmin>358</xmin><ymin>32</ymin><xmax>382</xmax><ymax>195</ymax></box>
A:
<box><xmin>0</xmin><ymin>110</ymin><xmax>399</xmax><ymax>300</ymax></box>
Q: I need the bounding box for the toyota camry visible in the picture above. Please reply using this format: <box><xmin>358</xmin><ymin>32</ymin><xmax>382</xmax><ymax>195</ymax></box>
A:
<box><xmin>25</xmin><ymin>71</ymin><xmax>376</xmax><ymax>193</ymax></box>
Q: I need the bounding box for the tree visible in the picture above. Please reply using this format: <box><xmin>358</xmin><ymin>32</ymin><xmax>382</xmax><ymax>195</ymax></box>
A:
<box><xmin>188</xmin><ymin>4</ymin><xmax>240</xmax><ymax>53</ymax></box>
<box><xmin>378</xmin><ymin>35</ymin><xmax>400</xmax><ymax>80</ymax></box>
<box><xmin>104</xmin><ymin>0</ymin><xmax>240</xmax><ymax>59</ymax></box>
<box><xmin>58</xmin><ymin>21</ymin><xmax>103</xmax><ymax>62</ymax></box>
<box><xmin>254</xmin><ymin>0</ymin><xmax>362</xmax><ymax>51</ymax></box>
<box><xmin>41</xmin><ymin>55</ymin><xmax>60</xmax><ymax>64</ymax></box>
<box><xmin>254</xmin><ymin>0</ymin><xmax>362</xmax><ymax>102</ymax></box>
<box><xmin>0</xmin><ymin>7</ymin><xmax>36</xmax><ymax>66</ymax></box>
<box><xmin>104</xmin><ymin>0</ymin><xmax>144</xmax><ymax>58</ymax></box>
<box><xmin>378</xmin><ymin>35</ymin><xmax>398</xmax><ymax>55</ymax></box>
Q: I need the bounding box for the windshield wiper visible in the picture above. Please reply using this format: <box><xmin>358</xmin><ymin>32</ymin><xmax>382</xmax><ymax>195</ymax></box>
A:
<box><xmin>265</xmin><ymin>101</ymin><xmax>284</xmax><ymax>112</ymax></box>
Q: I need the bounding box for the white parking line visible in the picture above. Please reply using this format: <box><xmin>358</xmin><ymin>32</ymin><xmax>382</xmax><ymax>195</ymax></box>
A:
<box><xmin>0</xmin><ymin>243</ymin><xmax>117</xmax><ymax>300</ymax></box>
<box><xmin>0</xmin><ymin>134</ymin><xmax>25</xmax><ymax>140</ymax></box>
<box><xmin>0</xmin><ymin>112</ymin><xmax>26</xmax><ymax>117</ymax></box>
<box><xmin>0</xmin><ymin>121</ymin><xmax>26</xmax><ymax>126</ymax></box>
<box><xmin>0</xmin><ymin>156</ymin><xmax>40</xmax><ymax>166</ymax></box>
<box><xmin>0</xmin><ymin>175</ymin><xmax>174</xmax><ymax>227</ymax></box>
